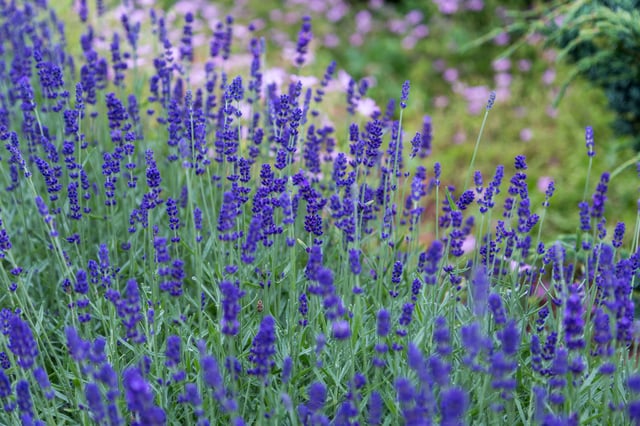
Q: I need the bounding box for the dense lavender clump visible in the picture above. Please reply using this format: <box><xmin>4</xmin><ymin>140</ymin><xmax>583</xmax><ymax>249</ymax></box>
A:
<box><xmin>0</xmin><ymin>1</ymin><xmax>636</xmax><ymax>425</ymax></box>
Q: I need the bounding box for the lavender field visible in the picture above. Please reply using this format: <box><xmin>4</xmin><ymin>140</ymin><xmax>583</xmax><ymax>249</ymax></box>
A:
<box><xmin>0</xmin><ymin>0</ymin><xmax>639</xmax><ymax>425</ymax></box>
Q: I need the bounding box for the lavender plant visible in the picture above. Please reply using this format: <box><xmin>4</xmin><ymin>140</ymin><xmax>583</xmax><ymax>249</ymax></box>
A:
<box><xmin>0</xmin><ymin>1</ymin><xmax>638</xmax><ymax>425</ymax></box>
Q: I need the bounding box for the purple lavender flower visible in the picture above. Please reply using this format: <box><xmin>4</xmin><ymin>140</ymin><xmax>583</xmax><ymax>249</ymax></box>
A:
<box><xmin>613</xmin><ymin>222</ymin><xmax>625</xmax><ymax>248</ymax></box>
<box><xmin>348</xmin><ymin>249</ymin><xmax>361</xmax><ymax>275</ymax></box>
<box><xmin>471</xmin><ymin>266</ymin><xmax>489</xmax><ymax>316</ymax></box>
<box><xmin>423</xmin><ymin>240</ymin><xmax>443</xmax><ymax>285</ymax></box>
<box><xmin>400</xmin><ymin>80</ymin><xmax>410</xmax><ymax>109</ymax></box>
<box><xmin>497</xmin><ymin>320</ymin><xmax>520</xmax><ymax>356</ymax></box>
<box><xmin>123</xmin><ymin>367</ymin><xmax>166</xmax><ymax>425</ymax></box>
<box><xmin>66</xmin><ymin>326</ymin><xmax>90</xmax><ymax>362</ymax></box>
<box><xmin>220</xmin><ymin>280</ymin><xmax>245</xmax><ymax>336</ymax></box>
<box><xmin>180</xmin><ymin>12</ymin><xmax>194</xmax><ymax>63</ymax></box>
<box><xmin>332</xmin><ymin>320</ymin><xmax>351</xmax><ymax>340</ymax></box>
<box><xmin>398</xmin><ymin>303</ymin><xmax>415</xmax><ymax>328</ymax></box>
<box><xmin>368</xmin><ymin>391</ymin><xmax>383</xmax><ymax>425</ymax></box>
<box><xmin>590</xmin><ymin>172</ymin><xmax>610</xmax><ymax>220</ymax></box>
<box><xmin>85</xmin><ymin>383</ymin><xmax>106</xmax><ymax>423</ymax></box>
<box><xmin>165</xmin><ymin>335</ymin><xmax>181</xmax><ymax>369</ymax></box>
<box><xmin>8</xmin><ymin>314</ymin><xmax>38</xmax><ymax>369</ymax></box>
<box><xmin>377</xmin><ymin>309</ymin><xmax>391</xmax><ymax>337</ymax></box>
<box><xmin>479</xmin><ymin>165</ymin><xmax>504</xmax><ymax>214</ymax></box>
<box><xmin>440</xmin><ymin>387</ymin><xmax>467</xmax><ymax>426</ymax></box>
<box><xmin>117</xmin><ymin>278</ymin><xmax>145</xmax><ymax>344</ymax></box>
<box><xmin>248</xmin><ymin>316</ymin><xmax>277</xmax><ymax>383</ymax></box>
<box><xmin>434</xmin><ymin>316</ymin><xmax>451</xmax><ymax>356</ymax></box>
<box><xmin>217</xmin><ymin>191</ymin><xmax>241</xmax><ymax>241</ymax></box>
<box><xmin>543</xmin><ymin>180</ymin><xmax>555</xmax><ymax>207</ymax></box>
<box><xmin>578</xmin><ymin>201</ymin><xmax>591</xmax><ymax>232</ymax></box>
<box><xmin>295</xmin><ymin>16</ymin><xmax>312</xmax><ymax>66</ymax></box>
<box><xmin>564</xmin><ymin>284</ymin><xmax>585</xmax><ymax>350</ymax></box>
<box><xmin>16</xmin><ymin>380</ymin><xmax>33</xmax><ymax>419</ymax></box>
<box><xmin>488</xmin><ymin>293</ymin><xmax>507</xmax><ymax>325</ymax></box>
<box><xmin>298</xmin><ymin>293</ymin><xmax>308</xmax><ymax>327</ymax></box>
<box><xmin>33</xmin><ymin>367</ymin><xmax>54</xmax><ymax>400</ymax></box>
<box><xmin>585</xmin><ymin>126</ymin><xmax>595</xmax><ymax>157</ymax></box>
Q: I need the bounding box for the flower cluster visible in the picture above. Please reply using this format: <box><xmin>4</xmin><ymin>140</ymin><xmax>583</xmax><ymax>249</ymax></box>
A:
<box><xmin>0</xmin><ymin>1</ymin><xmax>636</xmax><ymax>425</ymax></box>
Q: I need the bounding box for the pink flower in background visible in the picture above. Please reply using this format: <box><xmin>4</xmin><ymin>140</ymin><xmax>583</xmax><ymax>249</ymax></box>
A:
<box><xmin>323</xmin><ymin>34</ymin><xmax>340</xmax><ymax>48</ymax></box>
<box><xmin>433</xmin><ymin>0</ymin><xmax>460</xmax><ymax>14</ymax></box>
<box><xmin>412</xmin><ymin>24</ymin><xmax>429</xmax><ymax>39</ymax></box>
<box><xmin>291</xmin><ymin>75</ymin><xmax>319</xmax><ymax>88</ymax></box>
<box><xmin>174</xmin><ymin>0</ymin><xmax>197</xmax><ymax>14</ymax></box>
<box><xmin>514</xmin><ymin>106</ymin><xmax>527</xmax><ymax>118</ymax></box>
<box><xmin>543</xmin><ymin>50</ymin><xmax>557</xmax><ymax>62</ymax></box>
<box><xmin>270</xmin><ymin>9</ymin><xmax>283</xmax><ymax>22</ymax></box>
<box><xmin>496</xmin><ymin>87</ymin><xmax>510</xmax><ymax>103</ymax></box>
<box><xmin>546</xmin><ymin>106</ymin><xmax>558</xmax><ymax>118</ymax></box>
<box><xmin>357</xmin><ymin>98</ymin><xmax>379</xmax><ymax>117</ymax></box>
<box><xmin>356</xmin><ymin>10</ymin><xmax>372</xmax><ymax>33</ymax></box>
<box><xmin>518</xmin><ymin>59</ymin><xmax>532</xmax><ymax>72</ymax></box>
<box><xmin>542</xmin><ymin>68</ymin><xmax>556</xmax><ymax>85</ymax></box>
<box><xmin>520</xmin><ymin>128</ymin><xmax>533</xmax><ymax>142</ymax></box>
<box><xmin>462</xmin><ymin>235</ymin><xmax>476</xmax><ymax>254</ymax></box>
<box><xmin>465</xmin><ymin>0</ymin><xmax>484</xmax><ymax>11</ymax></box>
<box><xmin>369</xmin><ymin>0</ymin><xmax>383</xmax><ymax>9</ymax></box>
<box><xmin>527</xmin><ymin>33</ymin><xmax>543</xmax><ymax>45</ymax></box>
<box><xmin>202</xmin><ymin>5</ymin><xmax>220</xmax><ymax>20</ymax></box>
<box><xmin>434</xmin><ymin>96</ymin><xmax>449</xmax><ymax>109</ymax></box>
<box><xmin>350</xmin><ymin>33</ymin><xmax>364</xmax><ymax>46</ymax></box>
<box><xmin>402</xmin><ymin>36</ymin><xmax>417</xmax><ymax>50</ymax></box>
<box><xmin>462</xmin><ymin>85</ymin><xmax>491</xmax><ymax>115</ymax></box>
<box><xmin>263</xmin><ymin>68</ymin><xmax>287</xmax><ymax>90</ymax></box>
<box><xmin>453</xmin><ymin>130</ymin><xmax>467</xmax><ymax>144</ymax></box>
<box><xmin>494</xmin><ymin>72</ymin><xmax>512</xmax><ymax>87</ymax></box>
<box><xmin>433</xmin><ymin>59</ymin><xmax>446</xmax><ymax>72</ymax></box>
<box><xmin>492</xmin><ymin>58</ymin><xmax>511</xmax><ymax>72</ymax></box>
<box><xmin>405</xmin><ymin>10</ymin><xmax>423</xmax><ymax>26</ymax></box>
<box><xmin>388</xmin><ymin>18</ymin><xmax>405</xmax><ymax>34</ymax></box>
<box><xmin>537</xmin><ymin>176</ymin><xmax>553</xmax><ymax>193</ymax></box>
<box><xmin>284</xmin><ymin>12</ymin><xmax>299</xmax><ymax>25</ymax></box>
<box><xmin>443</xmin><ymin>68</ymin><xmax>459</xmax><ymax>83</ymax></box>
<box><xmin>308</xmin><ymin>1</ymin><xmax>327</xmax><ymax>13</ymax></box>
<box><xmin>493</xmin><ymin>32</ymin><xmax>509</xmax><ymax>46</ymax></box>
<box><xmin>326</xmin><ymin>4</ymin><xmax>348</xmax><ymax>22</ymax></box>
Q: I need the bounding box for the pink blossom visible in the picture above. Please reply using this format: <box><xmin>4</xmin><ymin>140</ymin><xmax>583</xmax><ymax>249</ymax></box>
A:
<box><xmin>494</xmin><ymin>72</ymin><xmax>512</xmax><ymax>87</ymax></box>
<box><xmin>542</xmin><ymin>69</ymin><xmax>556</xmax><ymax>85</ymax></box>
<box><xmin>462</xmin><ymin>235</ymin><xmax>476</xmax><ymax>254</ymax></box>
<box><xmin>326</xmin><ymin>4</ymin><xmax>348</xmax><ymax>22</ymax></box>
<box><xmin>537</xmin><ymin>176</ymin><xmax>554</xmax><ymax>193</ymax></box>
<box><xmin>453</xmin><ymin>130</ymin><xmax>467</xmax><ymax>144</ymax></box>
<box><xmin>357</xmin><ymin>98</ymin><xmax>379</xmax><ymax>117</ymax></box>
<box><xmin>350</xmin><ymin>33</ymin><xmax>364</xmax><ymax>47</ymax></box>
<box><xmin>402</xmin><ymin>36</ymin><xmax>417</xmax><ymax>50</ymax></box>
<box><xmin>388</xmin><ymin>19</ymin><xmax>405</xmax><ymax>34</ymax></box>
<box><xmin>434</xmin><ymin>96</ymin><xmax>449</xmax><ymax>109</ymax></box>
<box><xmin>412</xmin><ymin>24</ymin><xmax>429</xmax><ymax>39</ymax></box>
<box><xmin>493</xmin><ymin>32</ymin><xmax>509</xmax><ymax>46</ymax></box>
<box><xmin>355</xmin><ymin>11</ymin><xmax>372</xmax><ymax>33</ymax></box>
<box><xmin>492</xmin><ymin>58</ymin><xmax>511</xmax><ymax>72</ymax></box>
<box><xmin>405</xmin><ymin>10</ymin><xmax>423</xmax><ymax>26</ymax></box>
<box><xmin>520</xmin><ymin>128</ymin><xmax>533</xmax><ymax>142</ymax></box>
<box><xmin>323</xmin><ymin>34</ymin><xmax>340</xmax><ymax>48</ymax></box>
<box><xmin>434</xmin><ymin>0</ymin><xmax>460</xmax><ymax>14</ymax></box>
<box><xmin>463</xmin><ymin>85</ymin><xmax>491</xmax><ymax>115</ymax></box>
<box><xmin>443</xmin><ymin>68</ymin><xmax>459</xmax><ymax>83</ymax></box>
<box><xmin>465</xmin><ymin>0</ymin><xmax>484</xmax><ymax>11</ymax></box>
<box><xmin>518</xmin><ymin>59</ymin><xmax>532</xmax><ymax>72</ymax></box>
